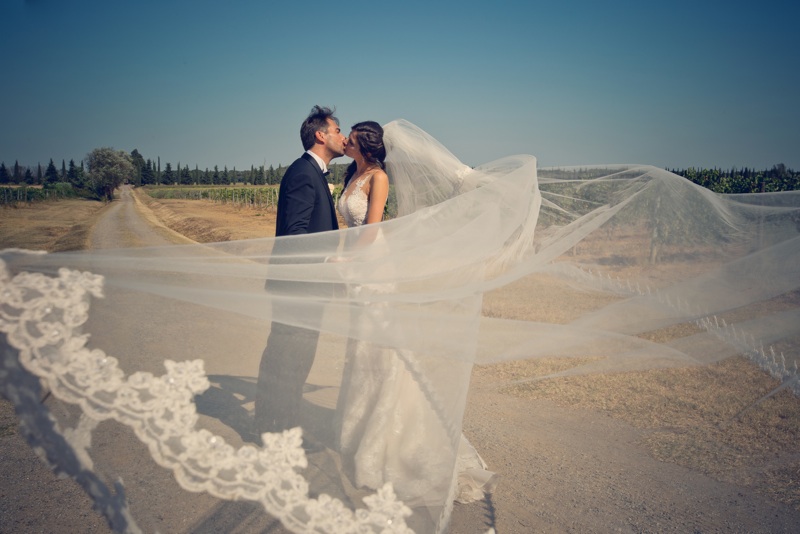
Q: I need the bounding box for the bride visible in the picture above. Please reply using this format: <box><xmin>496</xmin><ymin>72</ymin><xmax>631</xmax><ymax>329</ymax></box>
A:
<box><xmin>334</xmin><ymin>120</ymin><xmax>497</xmax><ymax>510</ymax></box>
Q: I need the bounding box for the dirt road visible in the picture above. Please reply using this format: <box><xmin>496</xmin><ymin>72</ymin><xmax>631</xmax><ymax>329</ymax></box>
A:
<box><xmin>88</xmin><ymin>185</ymin><xmax>195</xmax><ymax>249</ymax></box>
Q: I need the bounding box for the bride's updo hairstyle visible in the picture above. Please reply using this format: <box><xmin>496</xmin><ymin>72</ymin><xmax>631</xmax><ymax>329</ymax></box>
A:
<box><xmin>344</xmin><ymin>121</ymin><xmax>386</xmax><ymax>187</ymax></box>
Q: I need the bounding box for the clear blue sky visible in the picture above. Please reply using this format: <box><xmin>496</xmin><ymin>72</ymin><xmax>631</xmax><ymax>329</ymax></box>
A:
<box><xmin>2</xmin><ymin>0</ymin><xmax>798</xmax><ymax>172</ymax></box>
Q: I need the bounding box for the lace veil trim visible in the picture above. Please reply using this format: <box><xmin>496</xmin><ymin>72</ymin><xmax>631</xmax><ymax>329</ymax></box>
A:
<box><xmin>0</xmin><ymin>256</ymin><xmax>417</xmax><ymax>533</ymax></box>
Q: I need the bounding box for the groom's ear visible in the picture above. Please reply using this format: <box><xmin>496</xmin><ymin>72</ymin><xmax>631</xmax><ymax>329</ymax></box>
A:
<box><xmin>314</xmin><ymin>130</ymin><xmax>326</xmax><ymax>144</ymax></box>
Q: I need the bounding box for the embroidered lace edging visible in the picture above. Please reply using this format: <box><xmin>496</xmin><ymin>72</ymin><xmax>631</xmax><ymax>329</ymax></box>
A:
<box><xmin>0</xmin><ymin>254</ymin><xmax>414</xmax><ymax>533</ymax></box>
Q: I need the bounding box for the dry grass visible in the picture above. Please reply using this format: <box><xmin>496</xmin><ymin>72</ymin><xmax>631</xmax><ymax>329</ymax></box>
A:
<box><xmin>0</xmin><ymin>199</ymin><xmax>107</xmax><ymax>251</ymax></box>
<box><xmin>477</xmin><ymin>356</ymin><xmax>800</xmax><ymax>509</ymax></box>
<box><xmin>483</xmin><ymin>273</ymin><xmax>621</xmax><ymax>323</ymax></box>
<box><xmin>134</xmin><ymin>188</ymin><xmax>347</xmax><ymax>243</ymax></box>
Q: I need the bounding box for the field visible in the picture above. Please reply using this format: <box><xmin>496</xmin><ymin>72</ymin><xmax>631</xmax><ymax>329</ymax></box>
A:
<box><xmin>1</xmin><ymin>193</ymin><xmax>799</xmax><ymax>532</ymax></box>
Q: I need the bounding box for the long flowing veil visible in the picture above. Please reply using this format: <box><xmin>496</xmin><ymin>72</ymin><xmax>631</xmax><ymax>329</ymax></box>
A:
<box><xmin>2</xmin><ymin>119</ymin><xmax>799</xmax><ymax>533</ymax></box>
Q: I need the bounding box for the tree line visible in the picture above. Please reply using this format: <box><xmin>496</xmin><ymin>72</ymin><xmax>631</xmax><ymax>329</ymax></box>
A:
<box><xmin>129</xmin><ymin>149</ymin><xmax>292</xmax><ymax>187</ymax></box>
<box><xmin>2</xmin><ymin>147</ymin><xmax>797</xmax><ymax>202</ymax></box>
<box><xmin>127</xmin><ymin>150</ymin><xmax>351</xmax><ymax>187</ymax></box>
<box><xmin>0</xmin><ymin>147</ymin><xmax>354</xmax><ymax>202</ymax></box>
<box><xmin>0</xmin><ymin>158</ymin><xmax>84</xmax><ymax>187</ymax></box>
<box><xmin>668</xmin><ymin>163</ymin><xmax>798</xmax><ymax>194</ymax></box>
<box><xmin>0</xmin><ymin>149</ymin><xmax>138</xmax><ymax>202</ymax></box>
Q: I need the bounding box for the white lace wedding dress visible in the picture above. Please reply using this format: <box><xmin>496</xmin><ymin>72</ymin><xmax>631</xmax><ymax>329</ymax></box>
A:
<box><xmin>336</xmin><ymin>173</ymin><xmax>498</xmax><ymax>508</ymax></box>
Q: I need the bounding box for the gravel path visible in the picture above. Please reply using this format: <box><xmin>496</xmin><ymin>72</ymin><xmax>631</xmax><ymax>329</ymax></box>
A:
<box><xmin>88</xmin><ymin>185</ymin><xmax>195</xmax><ymax>249</ymax></box>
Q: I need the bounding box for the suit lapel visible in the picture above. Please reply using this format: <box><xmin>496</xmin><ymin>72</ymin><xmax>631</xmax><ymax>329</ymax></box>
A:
<box><xmin>301</xmin><ymin>152</ymin><xmax>325</xmax><ymax>179</ymax></box>
<box><xmin>301</xmin><ymin>153</ymin><xmax>337</xmax><ymax>220</ymax></box>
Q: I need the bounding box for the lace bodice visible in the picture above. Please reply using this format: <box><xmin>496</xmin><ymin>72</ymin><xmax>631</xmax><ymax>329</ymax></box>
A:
<box><xmin>337</xmin><ymin>173</ymin><xmax>375</xmax><ymax>227</ymax></box>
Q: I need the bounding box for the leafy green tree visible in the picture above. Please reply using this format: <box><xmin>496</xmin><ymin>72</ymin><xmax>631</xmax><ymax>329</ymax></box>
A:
<box><xmin>24</xmin><ymin>168</ymin><xmax>34</xmax><ymax>184</ymax></box>
<box><xmin>60</xmin><ymin>159</ymin><xmax>67</xmax><ymax>180</ymax></box>
<box><xmin>45</xmin><ymin>159</ymin><xmax>59</xmax><ymax>184</ymax></box>
<box><xmin>212</xmin><ymin>165</ymin><xmax>220</xmax><ymax>185</ymax></box>
<box><xmin>85</xmin><ymin>147</ymin><xmax>134</xmax><ymax>201</ymax></box>
<box><xmin>0</xmin><ymin>162</ymin><xmax>9</xmax><ymax>184</ymax></box>
<box><xmin>13</xmin><ymin>160</ymin><xmax>21</xmax><ymax>182</ymax></box>
<box><xmin>36</xmin><ymin>163</ymin><xmax>42</xmax><ymax>184</ymax></box>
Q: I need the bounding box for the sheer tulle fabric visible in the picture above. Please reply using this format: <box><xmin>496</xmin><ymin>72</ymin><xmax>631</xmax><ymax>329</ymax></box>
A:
<box><xmin>334</xmin><ymin>159</ymin><xmax>498</xmax><ymax>513</ymax></box>
<box><xmin>1</xmin><ymin>120</ymin><xmax>799</xmax><ymax>533</ymax></box>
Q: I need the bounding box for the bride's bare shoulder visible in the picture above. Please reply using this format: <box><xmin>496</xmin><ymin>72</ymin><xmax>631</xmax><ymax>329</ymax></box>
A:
<box><xmin>371</xmin><ymin>169</ymin><xmax>389</xmax><ymax>185</ymax></box>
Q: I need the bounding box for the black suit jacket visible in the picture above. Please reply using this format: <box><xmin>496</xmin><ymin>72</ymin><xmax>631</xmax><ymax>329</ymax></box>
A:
<box><xmin>275</xmin><ymin>152</ymin><xmax>339</xmax><ymax>236</ymax></box>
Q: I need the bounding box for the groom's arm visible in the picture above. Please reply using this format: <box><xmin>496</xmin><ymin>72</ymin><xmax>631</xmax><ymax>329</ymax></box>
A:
<box><xmin>281</xmin><ymin>170</ymin><xmax>316</xmax><ymax>235</ymax></box>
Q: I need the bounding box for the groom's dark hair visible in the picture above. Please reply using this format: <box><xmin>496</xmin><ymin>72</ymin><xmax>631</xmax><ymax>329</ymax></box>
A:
<box><xmin>301</xmin><ymin>105</ymin><xmax>338</xmax><ymax>150</ymax></box>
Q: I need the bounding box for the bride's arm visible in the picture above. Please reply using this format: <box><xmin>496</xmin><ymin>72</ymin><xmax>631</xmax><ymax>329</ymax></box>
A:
<box><xmin>365</xmin><ymin>170</ymin><xmax>389</xmax><ymax>225</ymax></box>
<box><xmin>348</xmin><ymin>170</ymin><xmax>389</xmax><ymax>250</ymax></box>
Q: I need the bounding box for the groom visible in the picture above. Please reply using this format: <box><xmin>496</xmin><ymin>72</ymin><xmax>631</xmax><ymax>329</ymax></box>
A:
<box><xmin>254</xmin><ymin>106</ymin><xmax>345</xmax><ymax>439</ymax></box>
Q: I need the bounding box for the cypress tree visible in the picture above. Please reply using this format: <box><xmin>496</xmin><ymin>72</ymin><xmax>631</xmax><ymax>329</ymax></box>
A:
<box><xmin>130</xmin><ymin>149</ymin><xmax>145</xmax><ymax>185</ymax></box>
<box><xmin>162</xmin><ymin>162</ymin><xmax>174</xmax><ymax>184</ymax></box>
<box><xmin>180</xmin><ymin>164</ymin><xmax>191</xmax><ymax>185</ymax></box>
<box><xmin>45</xmin><ymin>159</ymin><xmax>59</xmax><ymax>184</ymax></box>
<box><xmin>67</xmin><ymin>159</ymin><xmax>77</xmax><ymax>183</ymax></box>
<box><xmin>141</xmin><ymin>159</ymin><xmax>155</xmax><ymax>185</ymax></box>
